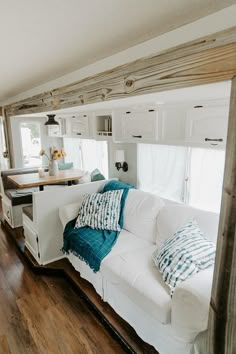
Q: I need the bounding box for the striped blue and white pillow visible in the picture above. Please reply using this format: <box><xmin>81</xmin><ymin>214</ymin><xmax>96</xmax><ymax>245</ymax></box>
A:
<box><xmin>153</xmin><ymin>220</ymin><xmax>216</xmax><ymax>296</ymax></box>
<box><xmin>75</xmin><ymin>190</ymin><xmax>123</xmax><ymax>231</ymax></box>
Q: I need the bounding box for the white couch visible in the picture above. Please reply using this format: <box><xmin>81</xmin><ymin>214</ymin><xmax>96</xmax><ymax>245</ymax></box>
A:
<box><xmin>59</xmin><ymin>189</ymin><xmax>219</xmax><ymax>354</ymax></box>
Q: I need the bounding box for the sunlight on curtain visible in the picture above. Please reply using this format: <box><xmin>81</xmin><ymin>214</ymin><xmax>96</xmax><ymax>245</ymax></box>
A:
<box><xmin>137</xmin><ymin>144</ymin><xmax>188</xmax><ymax>202</ymax></box>
<box><xmin>63</xmin><ymin>138</ymin><xmax>108</xmax><ymax>178</ymax></box>
<box><xmin>188</xmin><ymin>148</ymin><xmax>225</xmax><ymax>213</ymax></box>
<box><xmin>80</xmin><ymin>140</ymin><xmax>108</xmax><ymax>178</ymax></box>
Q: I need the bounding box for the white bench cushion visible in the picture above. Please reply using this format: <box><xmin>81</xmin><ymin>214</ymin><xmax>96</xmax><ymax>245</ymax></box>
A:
<box><xmin>123</xmin><ymin>189</ymin><xmax>164</xmax><ymax>243</ymax></box>
<box><xmin>101</xmin><ymin>246</ymin><xmax>171</xmax><ymax>324</ymax></box>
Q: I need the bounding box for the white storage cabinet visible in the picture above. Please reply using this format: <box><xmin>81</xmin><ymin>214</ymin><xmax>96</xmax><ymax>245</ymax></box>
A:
<box><xmin>66</xmin><ymin>113</ymin><xmax>90</xmax><ymax>137</ymax></box>
<box><xmin>186</xmin><ymin>106</ymin><xmax>229</xmax><ymax>148</ymax></box>
<box><xmin>113</xmin><ymin>107</ymin><xmax>159</xmax><ymax>142</ymax></box>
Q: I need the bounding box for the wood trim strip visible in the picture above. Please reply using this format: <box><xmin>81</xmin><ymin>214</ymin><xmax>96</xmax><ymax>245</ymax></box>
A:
<box><xmin>207</xmin><ymin>76</ymin><xmax>236</xmax><ymax>353</ymax></box>
<box><xmin>4</xmin><ymin>26</ymin><xmax>236</xmax><ymax>117</ymax></box>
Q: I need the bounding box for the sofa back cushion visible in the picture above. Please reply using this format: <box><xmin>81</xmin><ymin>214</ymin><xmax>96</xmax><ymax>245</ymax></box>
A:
<box><xmin>156</xmin><ymin>203</ymin><xmax>219</xmax><ymax>250</ymax></box>
<box><xmin>123</xmin><ymin>189</ymin><xmax>164</xmax><ymax>243</ymax></box>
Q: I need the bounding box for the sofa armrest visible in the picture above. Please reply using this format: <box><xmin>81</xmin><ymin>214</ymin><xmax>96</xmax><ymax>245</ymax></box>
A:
<box><xmin>171</xmin><ymin>267</ymin><xmax>213</xmax><ymax>342</ymax></box>
<box><xmin>59</xmin><ymin>202</ymin><xmax>81</xmax><ymax>229</ymax></box>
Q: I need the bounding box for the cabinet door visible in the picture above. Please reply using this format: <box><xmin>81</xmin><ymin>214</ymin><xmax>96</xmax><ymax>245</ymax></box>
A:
<box><xmin>121</xmin><ymin>110</ymin><xmax>158</xmax><ymax>141</ymax></box>
<box><xmin>47</xmin><ymin>125</ymin><xmax>62</xmax><ymax>137</ymax></box>
<box><xmin>186</xmin><ymin>106</ymin><xmax>229</xmax><ymax>147</ymax></box>
<box><xmin>70</xmin><ymin>114</ymin><xmax>89</xmax><ymax>137</ymax></box>
<box><xmin>2</xmin><ymin>199</ymin><xmax>13</xmax><ymax>227</ymax></box>
<box><xmin>24</xmin><ymin>221</ymin><xmax>40</xmax><ymax>262</ymax></box>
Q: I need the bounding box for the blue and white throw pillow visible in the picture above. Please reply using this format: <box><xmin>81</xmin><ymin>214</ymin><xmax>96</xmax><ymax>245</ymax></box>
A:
<box><xmin>75</xmin><ymin>190</ymin><xmax>123</xmax><ymax>231</ymax></box>
<box><xmin>153</xmin><ymin>220</ymin><xmax>216</xmax><ymax>296</ymax></box>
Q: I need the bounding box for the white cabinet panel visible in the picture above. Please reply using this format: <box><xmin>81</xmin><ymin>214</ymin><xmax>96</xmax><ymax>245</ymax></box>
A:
<box><xmin>66</xmin><ymin>114</ymin><xmax>90</xmax><ymax>137</ymax></box>
<box><xmin>47</xmin><ymin>124</ymin><xmax>62</xmax><ymax>137</ymax></box>
<box><xmin>186</xmin><ymin>106</ymin><xmax>229</xmax><ymax>147</ymax></box>
<box><xmin>2</xmin><ymin>198</ymin><xmax>13</xmax><ymax>227</ymax></box>
<box><xmin>113</xmin><ymin>108</ymin><xmax>158</xmax><ymax>142</ymax></box>
<box><xmin>161</xmin><ymin>108</ymin><xmax>186</xmax><ymax>142</ymax></box>
<box><xmin>23</xmin><ymin>219</ymin><xmax>40</xmax><ymax>262</ymax></box>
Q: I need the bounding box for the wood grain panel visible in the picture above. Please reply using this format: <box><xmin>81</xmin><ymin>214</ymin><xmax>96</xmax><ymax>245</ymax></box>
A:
<box><xmin>4</xmin><ymin>26</ymin><xmax>236</xmax><ymax>117</ymax></box>
<box><xmin>207</xmin><ymin>76</ymin><xmax>236</xmax><ymax>354</ymax></box>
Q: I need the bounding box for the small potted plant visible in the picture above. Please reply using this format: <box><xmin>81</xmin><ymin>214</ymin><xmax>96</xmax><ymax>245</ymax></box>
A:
<box><xmin>39</xmin><ymin>147</ymin><xmax>66</xmax><ymax>176</ymax></box>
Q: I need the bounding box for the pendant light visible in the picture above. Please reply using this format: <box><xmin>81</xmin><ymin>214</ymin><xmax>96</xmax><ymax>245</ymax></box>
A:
<box><xmin>44</xmin><ymin>114</ymin><xmax>59</xmax><ymax>125</ymax></box>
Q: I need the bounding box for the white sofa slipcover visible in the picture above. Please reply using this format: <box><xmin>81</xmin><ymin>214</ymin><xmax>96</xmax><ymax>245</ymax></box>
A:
<box><xmin>59</xmin><ymin>189</ymin><xmax>218</xmax><ymax>354</ymax></box>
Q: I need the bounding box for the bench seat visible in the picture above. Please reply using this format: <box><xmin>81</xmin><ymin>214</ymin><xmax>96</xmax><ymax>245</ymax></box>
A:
<box><xmin>22</xmin><ymin>205</ymin><xmax>33</xmax><ymax>221</ymax></box>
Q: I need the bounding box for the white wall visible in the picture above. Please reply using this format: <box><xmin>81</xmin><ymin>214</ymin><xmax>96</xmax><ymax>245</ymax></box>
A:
<box><xmin>108</xmin><ymin>142</ymin><xmax>137</xmax><ymax>187</ymax></box>
<box><xmin>1</xmin><ymin>5</ymin><xmax>236</xmax><ymax>106</ymax></box>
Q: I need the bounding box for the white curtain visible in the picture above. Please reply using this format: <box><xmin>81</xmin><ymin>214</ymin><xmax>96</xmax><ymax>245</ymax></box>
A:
<box><xmin>63</xmin><ymin>138</ymin><xmax>108</xmax><ymax>178</ymax></box>
<box><xmin>137</xmin><ymin>144</ymin><xmax>225</xmax><ymax>213</ymax></box>
<box><xmin>137</xmin><ymin>144</ymin><xmax>188</xmax><ymax>202</ymax></box>
<box><xmin>187</xmin><ymin>148</ymin><xmax>225</xmax><ymax>213</ymax></box>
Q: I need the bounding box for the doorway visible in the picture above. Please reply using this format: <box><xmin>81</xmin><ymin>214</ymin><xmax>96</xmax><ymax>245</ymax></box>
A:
<box><xmin>20</xmin><ymin>122</ymin><xmax>42</xmax><ymax>167</ymax></box>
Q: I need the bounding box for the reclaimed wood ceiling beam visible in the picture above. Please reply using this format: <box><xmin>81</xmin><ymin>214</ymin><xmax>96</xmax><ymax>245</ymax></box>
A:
<box><xmin>4</xmin><ymin>26</ymin><xmax>236</xmax><ymax>117</ymax></box>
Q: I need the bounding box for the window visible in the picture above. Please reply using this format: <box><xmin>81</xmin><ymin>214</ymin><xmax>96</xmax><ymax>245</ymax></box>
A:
<box><xmin>137</xmin><ymin>144</ymin><xmax>225</xmax><ymax>213</ymax></box>
<box><xmin>20</xmin><ymin>122</ymin><xmax>42</xmax><ymax>167</ymax></box>
<box><xmin>63</xmin><ymin>138</ymin><xmax>108</xmax><ymax>178</ymax></box>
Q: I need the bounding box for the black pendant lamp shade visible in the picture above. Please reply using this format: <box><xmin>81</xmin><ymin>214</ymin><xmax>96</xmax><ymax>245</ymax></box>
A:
<box><xmin>45</xmin><ymin>114</ymin><xmax>59</xmax><ymax>125</ymax></box>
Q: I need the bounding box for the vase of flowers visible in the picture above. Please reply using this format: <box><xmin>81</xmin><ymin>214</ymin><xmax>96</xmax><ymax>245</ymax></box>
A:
<box><xmin>39</xmin><ymin>147</ymin><xmax>66</xmax><ymax>176</ymax></box>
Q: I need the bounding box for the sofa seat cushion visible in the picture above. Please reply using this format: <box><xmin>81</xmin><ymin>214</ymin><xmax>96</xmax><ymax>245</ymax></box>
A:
<box><xmin>123</xmin><ymin>189</ymin><xmax>164</xmax><ymax>243</ymax></box>
<box><xmin>5</xmin><ymin>188</ymin><xmax>38</xmax><ymax>206</ymax></box>
<box><xmin>101</xmin><ymin>246</ymin><xmax>171</xmax><ymax>324</ymax></box>
<box><xmin>105</xmin><ymin>229</ymin><xmax>152</xmax><ymax>260</ymax></box>
<box><xmin>66</xmin><ymin>229</ymin><xmax>151</xmax><ymax>296</ymax></box>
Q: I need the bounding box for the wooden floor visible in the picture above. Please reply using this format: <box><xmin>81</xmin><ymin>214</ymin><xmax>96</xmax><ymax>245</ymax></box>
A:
<box><xmin>0</xmin><ymin>223</ymin><xmax>127</xmax><ymax>354</ymax></box>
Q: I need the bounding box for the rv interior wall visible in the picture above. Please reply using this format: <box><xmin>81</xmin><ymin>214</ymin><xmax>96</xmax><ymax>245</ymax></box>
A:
<box><xmin>108</xmin><ymin>142</ymin><xmax>137</xmax><ymax>186</ymax></box>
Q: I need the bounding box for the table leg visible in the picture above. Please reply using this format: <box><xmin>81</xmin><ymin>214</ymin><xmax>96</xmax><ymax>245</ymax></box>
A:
<box><xmin>39</xmin><ymin>185</ymin><xmax>44</xmax><ymax>191</ymax></box>
<box><xmin>68</xmin><ymin>181</ymin><xmax>72</xmax><ymax>186</ymax></box>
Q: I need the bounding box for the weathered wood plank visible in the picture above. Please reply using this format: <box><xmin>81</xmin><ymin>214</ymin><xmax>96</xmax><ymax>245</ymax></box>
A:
<box><xmin>207</xmin><ymin>76</ymin><xmax>236</xmax><ymax>354</ymax></box>
<box><xmin>4</xmin><ymin>26</ymin><xmax>236</xmax><ymax>116</ymax></box>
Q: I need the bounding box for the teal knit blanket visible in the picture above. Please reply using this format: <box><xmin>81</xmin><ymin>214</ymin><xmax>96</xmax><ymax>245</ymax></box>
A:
<box><xmin>62</xmin><ymin>180</ymin><xmax>135</xmax><ymax>272</ymax></box>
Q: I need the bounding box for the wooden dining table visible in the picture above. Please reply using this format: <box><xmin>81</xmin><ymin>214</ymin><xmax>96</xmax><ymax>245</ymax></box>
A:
<box><xmin>7</xmin><ymin>169</ymin><xmax>83</xmax><ymax>191</ymax></box>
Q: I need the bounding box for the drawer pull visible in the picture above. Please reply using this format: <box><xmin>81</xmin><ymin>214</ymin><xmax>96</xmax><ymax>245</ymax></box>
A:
<box><xmin>76</xmin><ymin>133</ymin><xmax>82</xmax><ymax>135</ymax></box>
<box><xmin>132</xmin><ymin>135</ymin><xmax>142</xmax><ymax>138</ymax></box>
<box><xmin>205</xmin><ymin>138</ymin><xmax>223</xmax><ymax>142</ymax></box>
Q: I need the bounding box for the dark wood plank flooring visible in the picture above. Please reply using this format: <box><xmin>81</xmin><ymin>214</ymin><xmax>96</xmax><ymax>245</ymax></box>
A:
<box><xmin>0</xmin><ymin>223</ymin><xmax>127</xmax><ymax>354</ymax></box>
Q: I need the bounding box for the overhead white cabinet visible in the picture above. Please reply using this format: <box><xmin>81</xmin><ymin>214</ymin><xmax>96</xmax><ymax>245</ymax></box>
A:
<box><xmin>66</xmin><ymin>114</ymin><xmax>90</xmax><ymax>137</ymax></box>
<box><xmin>47</xmin><ymin>124</ymin><xmax>62</xmax><ymax>137</ymax></box>
<box><xmin>186</xmin><ymin>106</ymin><xmax>229</xmax><ymax>147</ymax></box>
<box><xmin>160</xmin><ymin>107</ymin><xmax>186</xmax><ymax>143</ymax></box>
<box><xmin>113</xmin><ymin>108</ymin><xmax>158</xmax><ymax>142</ymax></box>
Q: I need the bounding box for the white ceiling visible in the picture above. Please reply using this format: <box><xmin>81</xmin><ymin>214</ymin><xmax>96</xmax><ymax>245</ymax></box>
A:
<box><xmin>0</xmin><ymin>0</ymin><xmax>235</xmax><ymax>102</ymax></box>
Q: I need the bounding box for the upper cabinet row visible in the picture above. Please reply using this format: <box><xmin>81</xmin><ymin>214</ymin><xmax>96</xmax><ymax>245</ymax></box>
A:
<box><xmin>49</xmin><ymin>101</ymin><xmax>229</xmax><ymax>148</ymax></box>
